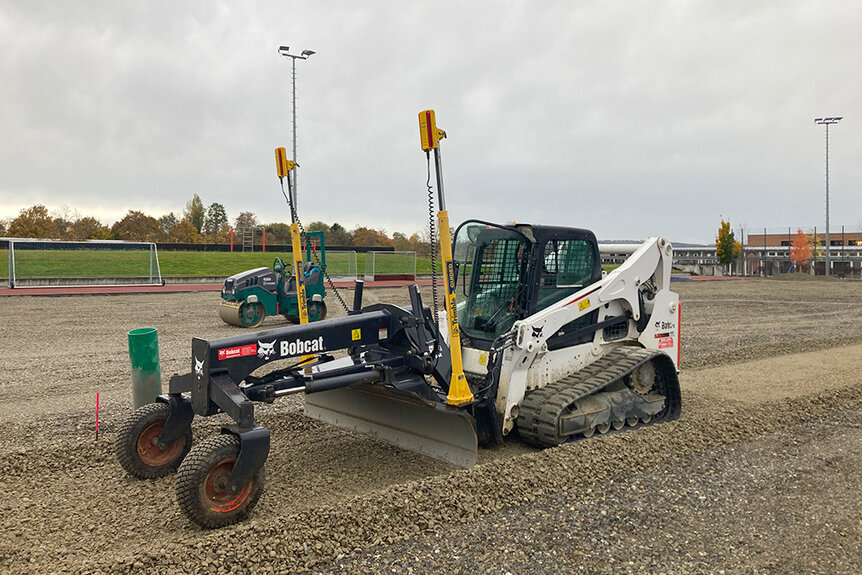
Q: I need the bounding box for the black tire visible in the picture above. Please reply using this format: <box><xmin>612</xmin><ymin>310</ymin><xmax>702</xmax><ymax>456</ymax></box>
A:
<box><xmin>176</xmin><ymin>435</ymin><xmax>265</xmax><ymax>528</ymax></box>
<box><xmin>308</xmin><ymin>300</ymin><xmax>327</xmax><ymax>322</ymax></box>
<box><xmin>116</xmin><ymin>403</ymin><xmax>192</xmax><ymax>479</ymax></box>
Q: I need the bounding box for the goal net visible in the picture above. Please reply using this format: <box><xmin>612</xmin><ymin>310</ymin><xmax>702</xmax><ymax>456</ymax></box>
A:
<box><xmin>366</xmin><ymin>251</ymin><xmax>417</xmax><ymax>282</ymax></box>
<box><xmin>322</xmin><ymin>250</ymin><xmax>358</xmax><ymax>280</ymax></box>
<box><xmin>2</xmin><ymin>238</ymin><xmax>163</xmax><ymax>288</ymax></box>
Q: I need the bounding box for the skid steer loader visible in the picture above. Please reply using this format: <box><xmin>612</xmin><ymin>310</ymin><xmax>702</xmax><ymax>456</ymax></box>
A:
<box><xmin>115</xmin><ymin>110</ymin><xmax>681</xmax><ymax>528</ymax></box>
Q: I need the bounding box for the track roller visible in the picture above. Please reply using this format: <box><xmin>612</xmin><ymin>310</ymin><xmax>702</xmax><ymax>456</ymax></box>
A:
<box><xmin>176</xmin><ymin>435</ymin><xmax>265</xmax><ymax>528</ymax></box>
<box><xmin>116</xmin><ymin>403</ymin><xmax>192</xmax><ymax>479</ymax></box>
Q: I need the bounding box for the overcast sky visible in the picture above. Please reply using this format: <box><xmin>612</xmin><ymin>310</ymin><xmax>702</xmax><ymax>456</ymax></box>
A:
<box><xmin>1</xmin><ymin>1</ymin><xmax>860</xmax><ymax>244</ymax></box>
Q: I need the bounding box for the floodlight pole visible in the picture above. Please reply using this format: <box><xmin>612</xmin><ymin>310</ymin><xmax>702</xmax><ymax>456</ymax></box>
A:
<box><xmin>278</xmin><ymin>46</ymin><xmax>315</xmax><ymax>202</ymax></box>
<box><xmin>814</xmin><ymin>116</ymin><xmax>842</xmax><ymax>277</ymax></box>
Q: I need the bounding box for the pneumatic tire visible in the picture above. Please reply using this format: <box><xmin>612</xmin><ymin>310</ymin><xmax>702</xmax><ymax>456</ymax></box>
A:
<box><xmin>176</xmin><ymin>435</ymin><xmax>265</xmax><ymax>528</ymax></box>
<box><xmin>116</xmin><ymin>402</ymin><xmax>192</xmax><ymax>479</ymax></box>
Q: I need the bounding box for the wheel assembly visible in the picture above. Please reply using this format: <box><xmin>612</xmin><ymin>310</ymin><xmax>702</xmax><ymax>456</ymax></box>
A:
<box><xmin>239</xmin><ymin>302</ymin><xmax>266</xmax><ymax>328</ymax></box>
<box><xmin>176</xmin><ymin>435</ymin><xmax>265</xmax><ymax>528</ymax></box>
<box><xmin>308</xmin><ymin>301</ymin><xmax>327</xmax><ymax>322</ymax></box>
<box><xmin>116</xmin><ymin>402</ymin><xmax>192</xmax><ymax>479</ymax></box>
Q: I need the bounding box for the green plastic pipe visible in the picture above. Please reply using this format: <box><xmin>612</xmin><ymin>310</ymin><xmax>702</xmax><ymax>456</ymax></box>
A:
<box><xmin>128</xmin><ymin>328</ymin><xmax>162</xmax><ymax>409</ymax></box>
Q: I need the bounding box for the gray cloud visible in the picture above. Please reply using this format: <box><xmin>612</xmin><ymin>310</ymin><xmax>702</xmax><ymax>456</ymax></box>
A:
<box><xmin>1</xmin><ymin>1</ymin><xmax>860</xmax><ymax>244</ymax></box>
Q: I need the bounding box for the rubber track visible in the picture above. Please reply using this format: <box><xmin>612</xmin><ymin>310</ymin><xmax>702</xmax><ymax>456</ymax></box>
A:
<box><xmin>518</xmin><ymin>346</ymin><xmax>673</xmax><ymax>447</ymax></box>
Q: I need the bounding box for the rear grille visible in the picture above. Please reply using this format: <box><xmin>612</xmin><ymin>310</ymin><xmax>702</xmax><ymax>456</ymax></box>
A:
<box><xmin>603</xmin><ymin>321</ymin><xmax>628</xmax><ymax>341</ymax></box>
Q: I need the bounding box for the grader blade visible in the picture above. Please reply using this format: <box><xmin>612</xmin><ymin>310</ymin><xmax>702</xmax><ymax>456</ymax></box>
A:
<box><xmin>304</xmin><ymin>383</ymin><xmax>478</xmax><ymax>468</ymax></box>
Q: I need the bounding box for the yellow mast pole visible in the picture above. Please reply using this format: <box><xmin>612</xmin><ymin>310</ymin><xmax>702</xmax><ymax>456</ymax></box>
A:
<box><xmin>418</xmin><ymin>110</ymin><xmax>473</xmax><ymax>405</ymax></box>
<box><xmin>275</xmin><ymin>148</ymin><xmax>312</xmax><ymax>365</ymax></box>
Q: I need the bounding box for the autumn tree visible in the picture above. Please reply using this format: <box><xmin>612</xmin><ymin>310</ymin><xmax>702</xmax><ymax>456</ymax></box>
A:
<box><xmin>183</xmin><ymin>194</ymin><xmax>206</xmax><ymax>232</ymax></box>
<box><xmin>169</xmin><ymin>220</ymin><xmax>205</xmax><ymax>243</ymax></box>
<box><xmin>7</xmin><ymin>205</ymin><xmax>60</xmax><ymax>238</ymax></box>
<box><xmin>715</xmin><ymin>219</ymin><xmax>742</xmax><ymax>271</ymax></box>
<box><xmin>352</xmin><ymin>227</ymin><xmax>394</xmax><ymax>248</ymax></box>
<box><xmin>71</xmin><ymin>217</ymin><xmax>111</xmax><ymax>240</ymax></box>
<box><xmin>392</xmin><ymin>232</ymin><xmax>412</xmax><ymax>252</ymax></box>
<box><xmin>203</xmin><ymin>203</ymin><xmax>228</xmax><ymax>238</ymax></box>
<box><xmin>789</xmin><ymin>228</ymin><xmax>812</xmax><ymax>272</ymax></box>
<box><xmin>111</xmin><ymin>211</ymin><xmax>165</xmax><ymax>242</ymax></box>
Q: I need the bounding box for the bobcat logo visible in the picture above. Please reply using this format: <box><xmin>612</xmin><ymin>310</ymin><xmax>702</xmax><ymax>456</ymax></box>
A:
<box><xmin>194</xmin><ymin>356</ymin><xmax>204</xmax><ymax>378</ymax></box>
<box><xmin>258</xmin><ymin>339</ymin><xmax>277</xmax><ymax>360</ymax></box>
<box><xmin>531</xmin><ymin>326</ymin><xmax>543</xmax><ymax>339</ymax></box>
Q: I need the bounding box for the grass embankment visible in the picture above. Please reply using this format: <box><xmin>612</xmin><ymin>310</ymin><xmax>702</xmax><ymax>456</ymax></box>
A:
<box><xmin>0</xmin><ymin>249</ymin><xmax>430</xmax><ymax>279</ymax></box>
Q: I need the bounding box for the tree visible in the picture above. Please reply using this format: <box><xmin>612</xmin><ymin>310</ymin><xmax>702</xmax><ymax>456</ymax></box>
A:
<box><xmin>789</xmin><ymin>228</ymin><xmax>812</xmax><ymax>272</ymax></box>
<box><xmin>0</xmin><ymin>220</ymin><xmax>6</xmax><ymax>236</ymax></box>
<box><xmin>203</xmin><ymin>203</ymin><xmax>228</xmax><ymax>238</ymax></box>
<box><xmin>234</xmin><ymin>212</ymin><xmax>258</xmax><ymax>234</ymax></box>
<box><xmin>807</xmin><ymin>230</ymin><xmax>824</xmax><ymax>262</ymax></box>
<box><xmin>111</xmin><ymin>211</ymin><xmax>165</xmax><ymax>242</ymax></box>
<box><xmin>212</xmin><ymin>222</ymin><xmax>232</xmax><ymax>244</ymax></box>
<box><xmin>392</xmin><ymin>231</ymin><xmax>412</xmax><ymax>252</ymax></box>
<box><xmin>8</xmin><ymin>205</ymin><xmax>60</xmax><ymax>238</ymax></box>
<box><xmin>264</xmin><ymin>223</ymin><xmax>292</xmax><ymax>245</ymax></box>
<box><xmin>183</xmin><ymin>194</ymin><xmax>206</xmax><ymax>233</ymax></box>
<box><xmin>169</xmin><ymin>220</ymin><xmax>205</xmax><ymax>243</ymax></box>
<box><xmin>71</xmin><ymin>217</ymin><xmax>111</xmax><ymax>240</ymax></box>
<box><xmin>408</xmin><ymin>233</ymin><xmax>430</xmax><ymax>256</ymax></box>
<box><xmin>715</xmin><ymin>219</ymin><xmax>741</xmax><ymax>269</ymax></box>
<box><xmin>51</xmin><ymin>206</ymin><xmax>79</xmax><ymax>239</ymax></box>
<box><xmin>328</xmin><ymin>222</ymin><xmax>353</xmax><ymax>246</ymax></box>
<box><xmin>158</xmin><ymin>213</ymin><xmax>179</xmax><ymax>235</ymax></box>
<box><xmin>306</xmin><ymin>221</ymin><xmax>331</xmax><ymax>234</ymax></box>
<box><xmin>351</xmin><ymin>227</ymin><xmax>394</xmax><ymax>248</ymax></box>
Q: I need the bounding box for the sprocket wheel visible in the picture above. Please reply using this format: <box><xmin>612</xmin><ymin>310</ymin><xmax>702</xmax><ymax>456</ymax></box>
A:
<box><xmin>630</xmin><ymin>361</ymin><xmax>657</xmax><ymax>395</ymax></box>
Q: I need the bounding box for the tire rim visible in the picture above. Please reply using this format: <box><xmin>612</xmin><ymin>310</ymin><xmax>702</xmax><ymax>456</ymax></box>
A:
<box><xmin>204</xmin><ymin>458</ymin><xmax>253</xmax><ymax>513</ymax></box>
<box><xmin>136</xmin><ymin>421</ymin><xmax>183</xmax><ymax>467</ymax></box>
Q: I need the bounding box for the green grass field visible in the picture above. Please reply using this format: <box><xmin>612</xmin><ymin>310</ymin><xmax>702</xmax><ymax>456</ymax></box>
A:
<box><xmin>0</xmin><ymin>249</ymin><xmax>613</xmax><ymax>280</ymax></box>
<box><xmin>0</xmin><ymin>249</ymin><xmax>431</xmax><ymax>279</ymax></box>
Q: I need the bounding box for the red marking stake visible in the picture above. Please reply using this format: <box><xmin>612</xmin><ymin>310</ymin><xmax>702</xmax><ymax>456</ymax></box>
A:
<box><xmin>95</xmin><ymin>392</ymin><xmax>100</xmax><ymax>440</ymax></box>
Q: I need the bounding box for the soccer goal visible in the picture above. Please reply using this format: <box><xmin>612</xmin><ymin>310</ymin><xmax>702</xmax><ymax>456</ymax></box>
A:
<box><xmin>2</xmin><ymin>238</ymin><xmax>163</xmax><ymax>288</ymax></box>
<box><xmin>365</xmin><ymin>250</ymin><xmax>417</xmax><ymax>282</ymax></box>
<box><xmin>322</xmin><ymin>250</ymin><xmax>358</xmax><ymax>280</ymax></box>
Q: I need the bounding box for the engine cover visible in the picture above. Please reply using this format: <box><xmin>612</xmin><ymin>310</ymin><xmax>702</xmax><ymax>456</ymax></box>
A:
<box><xmin>222</xmin><ymin>267</ymin><xmax>278</xmax><ymax>296</ymax></box>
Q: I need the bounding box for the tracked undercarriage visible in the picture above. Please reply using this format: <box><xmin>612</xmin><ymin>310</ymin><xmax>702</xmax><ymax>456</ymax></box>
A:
<box><xmin>518</xmin><ymin>347</ymin><xmax>681</xmax><ymax>446</ymax></box>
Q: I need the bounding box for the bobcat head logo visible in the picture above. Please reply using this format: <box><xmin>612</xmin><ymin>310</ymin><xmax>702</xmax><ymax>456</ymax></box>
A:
<box><xmin>531</xmin><ymin>326</ymin><xmax>543</xmax><ymax>339</ymax></box>
<box><xmin>194</xmin><ymin>356</ymin><xmax>204</xmax><ymax>378</ymax></box>
<box><xmin>258</xmin><ymin>339</ymin><xmax>277</xmax><ymax>360</ymax></box>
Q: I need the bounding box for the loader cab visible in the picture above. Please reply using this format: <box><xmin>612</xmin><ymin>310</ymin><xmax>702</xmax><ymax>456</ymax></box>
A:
<box><xmin>453</xmin><ymin>220</ymin><xmax>603</xmax><ymax>350</ymax></box>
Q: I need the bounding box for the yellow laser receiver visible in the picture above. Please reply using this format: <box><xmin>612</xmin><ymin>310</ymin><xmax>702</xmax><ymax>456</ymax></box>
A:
<box><xmin>275</xmin><ymin>147</ymin><xmax>296</xmax><ymax>179</ymax></box>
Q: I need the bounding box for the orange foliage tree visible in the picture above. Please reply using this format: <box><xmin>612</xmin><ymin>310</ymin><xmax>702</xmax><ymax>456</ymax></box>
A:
<box><xmin>789</xmin><ymin>228</ymin><xmax>812</xmax><ymax>271</ymax></box>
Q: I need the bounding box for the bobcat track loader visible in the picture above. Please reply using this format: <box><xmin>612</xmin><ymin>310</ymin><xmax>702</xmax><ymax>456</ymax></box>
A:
<box><xmin>116</xmin><ymin>111</ymin><xmax>681</xmax><ymax>528</ymax></box>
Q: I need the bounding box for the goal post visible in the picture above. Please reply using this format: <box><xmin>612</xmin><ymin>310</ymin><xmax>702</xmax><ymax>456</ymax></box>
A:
<box><xmin>2</xmin><ymin>238</ymin><xmax>163</xmax><ymax>288</ymax></box>
<box><xmin>366</xmin><ymin>250</ymin><xmax>417</xmax><ymax>282</ymax></box>
<box><xmin>323</xmin><ymin>250</ymin><xmax>358</xmax><ymax>280</ymax></box>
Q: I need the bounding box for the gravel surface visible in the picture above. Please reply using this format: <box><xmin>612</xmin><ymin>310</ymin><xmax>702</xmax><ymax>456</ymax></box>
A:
<box><xmin>0</xmin><ymin>278</ymin><xmax>860</xmax><ymax>574</ymax></box>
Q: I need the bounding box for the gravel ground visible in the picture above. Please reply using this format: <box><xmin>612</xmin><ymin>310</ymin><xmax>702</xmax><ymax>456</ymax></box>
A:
<box><xmin>0</xmin><ymin>278</ymin><xmax>860</xmax><ymax>574</ymax></box>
